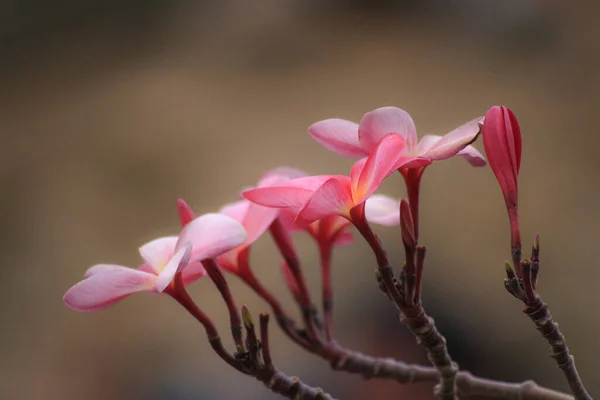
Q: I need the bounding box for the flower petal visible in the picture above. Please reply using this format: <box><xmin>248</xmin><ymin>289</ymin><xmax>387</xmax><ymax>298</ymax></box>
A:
<box><xmin>221</xmin><ymin>199</ymin><xmax>280</xmax><ymax>247</ymax></box>
<box><xmin>181</xmin><ymin>261</ymin><xmax>207</xmax><ymax>286</ymax></box>
<box><xmin>176</xmin><ymin>213</ymin><xmax>248</xmax><ymax>262</ymax></box>
<box><xmin>219</xmin><ymin>199</ymin><xmax>251</xmax><ymax>223</ymax></box>
<box><xmin>258</xmin><ymin>167</ymin><xmax>308</xmax><ymax>186</ymax></box>
<box><xmin>457</xmin><ymin>145</ymin><xmax>487</xmax><ymax>167</ymax></box>
<box><xmin>308</xmin><ymin>119</ymin><xmax>366</xmax><ymax>158</ymax></box>
<box><xmin>365</xmin><ymin>195</ymin><xmax>401</xmax><ymax>226</ymax></box>
<box><xmin>353</xmin><ymin>133</ymin><xmax>406</xmax><ymax>202</ymax></box>
<box><xmin>415</xmin><ymin>135</ymin><xmax>442</xmax><ymax>154</ymax></box>
<box><xmin>320</xmin><ymin>215</ymin><xmax>353</xmax><ymax>246</ymax></box>
<box><xmin>297</xmin><ymin>177</ymin><xmax>353</xmax><ymax>223</ymax></box>
<box><xmin>243</xmin><ymin>175</ymin><xmax>338</xmax><ymax>209</ymax></box>
<box><xmin>416</xmin><ymin>135</ymin><xmax>486</xmax><ymax>167</ymax></box>
<box><xmin>243</xmin><ymin>186</ymin><xmax>313</xmax><ymax>209</ymax></box>
<box><xmin>334</xmin><ymin>231</ymin><xmax>354</xmax><ymax>246</ymax></box>
<box><xmin>84</xmin><ymin>264</ymin><xmax>125</xmax><ymax>278</ymax></box>
<box><xmin>153</xmin><ymin>244</ymin><xmax>192</xmax><ymax>292</ymax></box>
<box><xmin>138</xmin><ymin>237</ymin><xmax>178</xmax><ymax>274</ymax></box>
<box><xmin>242</xmin><ymin>202</ymin><xmax>280</xmax><ymax>245</ymax></box>
<box><xmin>64</xmin><ymin>266</ymin><xmax>156</xmax><ymax>311</ymax></box>
<box><xmin>422</xmin><ymin>117</ymin><xmax>483</xmax><ymax>161</ymax></box>
<box><xmin>177</xmin><ymin>199</ymin><xmax>197</xmax><ymax>227</ymax></box>
<box><xmin>359</xmin><ymin>107</ymin><xmax>417</xmax><ymax>152</ymax></box>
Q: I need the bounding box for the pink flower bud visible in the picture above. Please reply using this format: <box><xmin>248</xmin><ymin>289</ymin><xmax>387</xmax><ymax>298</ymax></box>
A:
<box><xmin>482</xmin><ymin>106</ymin><xmax>522</xmax><ymax>260</ymax></box>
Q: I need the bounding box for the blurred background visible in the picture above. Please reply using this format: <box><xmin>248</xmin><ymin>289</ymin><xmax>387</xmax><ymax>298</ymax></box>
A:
<box><xmin>1</xmin><ymin>0</ymin><xmax>599</xmax><ymax>399</ymax></box>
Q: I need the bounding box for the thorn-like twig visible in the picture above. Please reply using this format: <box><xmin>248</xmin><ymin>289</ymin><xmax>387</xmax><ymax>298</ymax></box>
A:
<box><xmin>503</xmin><ymin>235</ymin><xmax>591</xmax><ymax>400</ymax></box>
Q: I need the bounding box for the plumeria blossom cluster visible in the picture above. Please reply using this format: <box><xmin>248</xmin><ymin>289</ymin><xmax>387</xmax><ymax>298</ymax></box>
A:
<box><xmin>64</xmin><ymin>106</ymin><xmax>591</xmax><ymax>400</ymax></box>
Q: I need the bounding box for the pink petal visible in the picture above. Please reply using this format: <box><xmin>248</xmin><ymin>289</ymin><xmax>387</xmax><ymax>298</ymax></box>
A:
<box><xmin>358</xmin><ymin>107</ymin><xmax>417</xmax><ymax>153</ymax></box>
<box><xmin>137</xmin><ymin>264</ymin><xmax>156</xmax><ymax>274</ymax></box>
<box><xmin>352</xmin><ymin>133</ymin><xmax>406</xmax><ymax>202</ymax></box>
<box><xmin>220</xmin><ymin>199</ymin><xmax>279</xmax><ymax>249</ymax></box>
<box><xmin>177</xmin><ymin>199</ymin><xmax>197</xmax><ymax>227</ymax></box>
<box><xmin>457</xmin><ymin>145</ymin><xmax>487</xmax><ymax>167</ymax></box>
<box><xmin>422</xmin><ymin>117</ymin><xmax>484</xmax><ymax>161</ymax></box>
<box><xmin>297</xmin><ymin>177</ymin><xmax>353</xmax><ymax>223</ymax></box>
<box><xmin>287</xmin><ymin>175</ymin><xmax>344</xmax><ymax>191</ymax></box>
<box><xmin>308</xmin><ymin>119</ymin><xmax>367</xmax><ymax>158</ymax></box>
<box><xmin>257</xmin><ymin>167</ymin><xmax>308</xmax><ymax>187</ymax></box>
<box><xmin>350</xmin><ymin>157</ymin><xmax>367</xmax><ymax>189</ymax></box>
<box><xmin>416</xmin><ymin>135</ymin><xmax>486</xmax><ymax>167</ymax></box>
<box><xmin>219</xmin><ymin>199</ymin><xmax>251</xmax><ymax>223</ymax></box>
<box><xmin>316</xmin><ymin>215</ymin><xmax>351</xmax><ymax>244</ymax></box>
<box><xmin>63</xmin><ymin>266</ymin><xmax>156</xmax><ymax>311</ymax></box>
<box><xmin>176</xmin><ymin>213</ymin><xmax>247</xmax><ymax>262</ymax></box>
<box><xmin>181</xmin><ymin>261</ymin><xmax>207</xmax><ymax>286</ymax></box>
<box><xmin>153</xmin><ymin>244</ymin><xmax>192</xmax><ymax>292</ymax></box>
<box><xmin>243</xmin><ymin>186</ymin><xmax>313</xmax><ymax>209</ymax></box>
<box><xmin>393</xmin><ymin>157</ymin><xmax>431</xmax><ymax>170</ymax></box>
<box><xmin>138</xmin><ymin>237</ymin><xmax>178</xmax><ymax>274</ymax></box>
<box><xmin>415</xmin><ymin>135</ymin><xmax>442</xmax><ymax>154</ymax></box>
<box><xmin>334</xmin><ymin>231</ymin><xmax>354</xmax><ymax>247</ymax></box>
<box><xmin>276</xmin><ymin>207</ymin><xmax>303</xmax><ymax>232</ymax></box>
<box><xmin>364</xmin><ymin>195</ymin><xmax>401</xmax><ymax>226</ymax></box>
<box><xmin>84</xmin><ymin>264</ymin><xmax>125</xmax><ymax>278</ymax></box>
<box><xmin>241</xmin><ymin>202</ymin><xmax>280</xmax><ymax>246</ymax></box>
<box><xmin>243</xmin><ymin>175</ymin><xmax>336</xmax><ymax>209</ymax></box>
<box><xmin>321</xmin><ymin>215</ymin><xmax>352</xmax><ymax>238</ymax></box>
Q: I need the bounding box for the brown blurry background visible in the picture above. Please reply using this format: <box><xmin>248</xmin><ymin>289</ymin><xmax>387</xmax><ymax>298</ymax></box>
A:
<box><xmin>1</xmin><ymin>1</ymin><xmax>599</xmax><ymax>399</ymax></box>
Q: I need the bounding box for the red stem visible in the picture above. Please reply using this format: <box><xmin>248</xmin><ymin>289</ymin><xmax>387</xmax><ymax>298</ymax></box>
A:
<box><xmin>319</xmin><ymin>241</ymin><xmax>334</xmax><ymax>341</ymax></box>
<box><xmin>239</xmin><ymin>259</ymin><xmax>314</xmax><ymax>350</ymax></box>
<box><xmin>269</xmin><ymin>219</ymin><xmax>311</xmax><ymax>308</ymax></box>
<box><xmin>269</xmin><ymin>219</ymin><xmax>322</xmax><ymax>343</ymax></box>
<box><xmin>202</xmin><ymin>258</ymin><xmax>244</xmax><ymax>350</ymax></box>
<box><xmin>259</xmin><ymin>313</ymin><xmax>273</xmax><ymax>366</ymax></box>
<box><xmin>401</xmin><ymin>167</ymin><xmax>425</xmax><ymax>241</ymax></box>
<box><xmin>350</xmin><ymin>205</ymin><xmax>404</xmax><ymax>306</ymax></box>
<box><xmin>168</xmin><ymin>274</ymin><xmax>244</xmax><ymax>373</ymax></box>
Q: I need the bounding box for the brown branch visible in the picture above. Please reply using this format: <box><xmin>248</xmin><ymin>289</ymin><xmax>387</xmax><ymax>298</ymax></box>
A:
<box><xmin>168</xmin><ymin>274</ymin><xmax>246</xmax><ymax>374</ymax></box>
<box><xmin>242</xmin><ymin>308</ymin><xmax>338</xmax><ymax>400</ymax></box>
<box><xmin>401</xmin><ymin>304</ymin><xmax>458</xmax><ymax>400</ymax></box>
<box><xmin>328</xmin><ymin>346</ymin><xmax>573</xmax><ymax>399</ymax></box>
<box><xmin>255</xmin><ymin>367</ymin><xmax>336</xmax><ymax>400</ymax></box>
<box><xmin>523</xmin><ymin>297</ymin><xmax>591</xmax><ymax>400</ymax></box>
<box><xmin>252</xmin><ymin>262</ymin><xmax>575</xmax><ymax>400</ymax></box>
<box><xmin>242</xmin><ymin>219</ymin><xmax>575</xmax><ymax>400</ymax></box>
<box><xmin>503</xmin><ymin>237</ymin><xmax>592</xmax><ymax>400</ymax></box>
<box><xmin>352</xmin><ymin>208</ymin><xmax>459</xmax><ymax>399</ymax></box>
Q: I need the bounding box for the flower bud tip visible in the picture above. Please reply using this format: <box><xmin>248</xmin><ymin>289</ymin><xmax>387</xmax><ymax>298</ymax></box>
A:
<box><xmin>241</xmin><ymin>305</ymin><xmax>254</xmax><ymax>329</ymax></box>
<box><xmin>505</xmin><ymin>262</ymin><xmax>515</xmax><ymax>279</ymax></box>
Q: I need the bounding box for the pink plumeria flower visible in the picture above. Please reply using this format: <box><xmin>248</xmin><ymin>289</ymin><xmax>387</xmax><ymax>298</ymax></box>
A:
<box><xmin>175</xmin><ymin>168</ymin><xmax>307</xmax><ymax>280</ymax></box>
<box><xmin>309</xmin><ymin>106</ymin><xmax>487</xmax><ymax>239</ymax></box>
<box><xmin>309</xmin><ymin>106</ymin><xmax>485</xmax><ymax>166</ymax></box>
<box><xmin>243</xmin><ymin>135</ymin><xmax>422</xmax><ymax>225</ymax></box>
<box><xmin>216</xmin><ymin>168</ymin><xmax>309</xmax><ymax>275</ymax></box>
<box><xmin>279</xmin><ymin>194</ymin><xmax>402</xmax><ymax>248</ymax></box>
<box><xmin>63</xmin><ymin>214</ymin><xmax>247</xmax><ymax>311</ymax></box>
<box><xmin>481</xmin><ymin>105</ymin><xmax>522</xmax><ymax>266</ymax></box>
